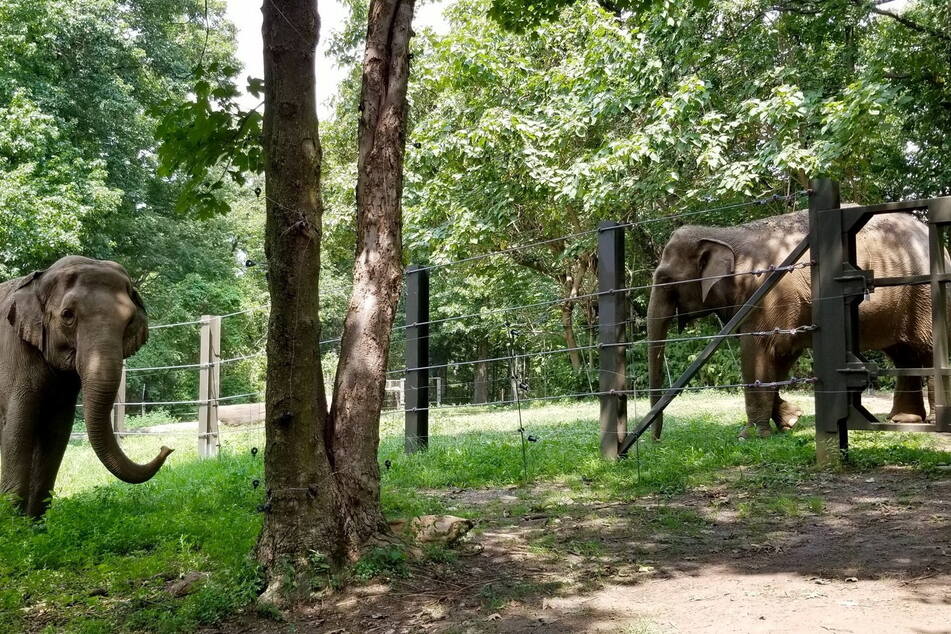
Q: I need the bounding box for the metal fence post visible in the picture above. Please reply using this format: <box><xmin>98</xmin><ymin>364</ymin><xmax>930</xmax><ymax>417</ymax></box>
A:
<box><xmin>929</xmin><ymin>197</ymin><xmax>951</xmax><ymax>430</ymax></box>
<box><xmin>112</xmin><ymin>365</ymin><xmax>127</xmax><ymax>440</ymax></box>
<box><xmin>198</xmin><ymin>315</ymin><xmax>221</xmax><ymax>458</ymax></box>
<box><xmin>809</xmin><ymin>178</ymin><xmax>848</xmax><ymax>466</ymax></box>
<box><xmin>405</xmin><ymin>265</ymin><xmax>430</xmax><ymax>453</ymax></box>
<box><xmin>598</xmin><ymin>221</ymin><xmax>628</xmax><ymax>459</ymax></box>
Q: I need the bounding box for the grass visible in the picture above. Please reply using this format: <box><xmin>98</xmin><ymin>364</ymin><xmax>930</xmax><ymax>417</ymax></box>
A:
<box><xmin>1</xmin><ymin>392</ymin><xmax>949</xmax><ymax>632</ymax></box>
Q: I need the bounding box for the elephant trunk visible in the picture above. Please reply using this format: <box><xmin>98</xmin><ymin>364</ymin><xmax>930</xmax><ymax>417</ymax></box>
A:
<box><xmin>80</xmin><ymin>340</ymin><xmax>172</xmax><ymax>483</ymax></box>
<box><xmin>646</xmin><ymin>286</ymin><xmax>675</xmax><ymax>441</ymax></box>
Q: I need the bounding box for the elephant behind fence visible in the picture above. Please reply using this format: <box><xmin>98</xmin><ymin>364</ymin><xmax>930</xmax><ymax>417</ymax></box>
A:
<box><xmin>646</xmin><ymin>210</ymin><xmax>935</xmax><ymax>440</ymax></box>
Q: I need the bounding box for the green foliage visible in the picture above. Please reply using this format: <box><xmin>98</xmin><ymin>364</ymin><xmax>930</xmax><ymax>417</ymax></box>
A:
<box><xmin>487</xmin><ymin>0</ymin><xmax>711</xmax><ymax>33</ymax></box>
<box><xmin>155</xmin><ymin>73</ymin><xmax>264</xmax><ymax>217</ymax></box>
<box><xmin>352</xmin><ymin>546</ymin><xmax>410</xmax><ymax>581</ymax></box>
<box><xmin>0</xmin><ymin>0</ymin><xmax>270</xmax><ymax>409</ymax></box>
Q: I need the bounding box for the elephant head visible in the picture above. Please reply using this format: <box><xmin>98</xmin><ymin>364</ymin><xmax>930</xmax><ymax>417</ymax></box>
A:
<box><xmin>6</xmin><ymin>256</ymin><xmax>172</xmax><ymax>483</ymax></box>
<box><xmin>646</xmin><ymin>229</ymin><xmax>737</xmax><ymax>440</ymax></box>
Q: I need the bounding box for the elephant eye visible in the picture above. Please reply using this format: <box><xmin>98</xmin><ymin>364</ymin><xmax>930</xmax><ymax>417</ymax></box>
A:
<box><xmin>61</xmin><ymin>308</ymin><xmax>75</xmax><ymax>321</ymax></box>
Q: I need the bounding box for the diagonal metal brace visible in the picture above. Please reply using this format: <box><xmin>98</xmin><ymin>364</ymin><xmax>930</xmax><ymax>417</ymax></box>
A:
<box><xmin>618</xmin><ymin>236</ymin><xmax>812</xmax><ymax>457</ymax></box>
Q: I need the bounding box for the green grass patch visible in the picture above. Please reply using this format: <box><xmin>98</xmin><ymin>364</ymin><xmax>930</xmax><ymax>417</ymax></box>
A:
<box><xmin>737</xmin><ymin>493</ymin><xmax>827</xmax><ymax>519</ymax></box>
<box><xmin>0</xmin><ymin>451</ymin><xmax>264</xmax><ymax>633</ymax></box>
<box><xmin>1</xmin><ymin>393</ymin><xmax>947</xmax><ymax>631</ymax></box>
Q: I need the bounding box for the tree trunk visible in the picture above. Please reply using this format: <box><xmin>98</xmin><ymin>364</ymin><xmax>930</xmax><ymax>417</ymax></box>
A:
<box><xmin>256</xmin><ymin>0</ymin><xmax>340</xmax><ymax>596</ymax></box>
<box><xmin>561</xmin><ymin>302</ymin><xmax>583</xmax><ymax>370</ymax></box>
<box><xmin>473</xmin><ymin>339</ymin><xmax>489</xmax><ymax>404</ymax></box>
<box><xmin>330</xmin><ymin>0</ymin><xmax>416</xmax><ymax>552</ymax></box>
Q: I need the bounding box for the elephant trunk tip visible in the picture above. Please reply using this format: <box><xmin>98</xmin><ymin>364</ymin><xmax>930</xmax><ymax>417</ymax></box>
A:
<box><xmin>159</xmin><ymin>446</ymin><xmax>174</xmax><ymax>460</ymax></box>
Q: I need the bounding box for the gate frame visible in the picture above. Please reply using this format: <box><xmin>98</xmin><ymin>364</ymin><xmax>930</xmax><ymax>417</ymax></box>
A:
<box><xmin>809</xmin><ymin>178</ymin><xmax>951</xmax><ymax>465</ymax></box>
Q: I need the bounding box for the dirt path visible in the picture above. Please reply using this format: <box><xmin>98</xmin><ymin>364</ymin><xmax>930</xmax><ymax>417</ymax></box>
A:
<box><xmin>208</xmin><ymin>467</ymin><xmax>951</xmax><ymax>634</ymax></box>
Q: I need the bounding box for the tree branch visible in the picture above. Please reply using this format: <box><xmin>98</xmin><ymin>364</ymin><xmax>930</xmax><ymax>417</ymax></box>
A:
<box><xmin>869</xmin><ymin>6</ymin><xmax>951</xmax><ymax>43</ymax></box>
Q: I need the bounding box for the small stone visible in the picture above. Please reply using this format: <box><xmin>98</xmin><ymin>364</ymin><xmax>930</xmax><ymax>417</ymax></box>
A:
<box><xmin>485</xmin><ymin>613</ymin><xmax>502</xmax><ymax>621</ymax></box>
<box><xmin>409</xmin><ymin>515</ymin><xmax>475</xmax><ymax>546</ymax></box>
<box><xmin>845</xmin><ymin>577</ymin><xmax>858</xmax><ymax>583</ymax></box>
<box><xmin>166</xmin><ymin>571</ymin><xmax>209</xmax><ymax>597</ymax></box>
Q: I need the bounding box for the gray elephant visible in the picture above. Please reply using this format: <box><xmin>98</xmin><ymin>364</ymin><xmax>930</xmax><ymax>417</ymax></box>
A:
<box><xmin>647</xmin><ymin>210</ymin><xmax>934</xmax><ymax>439</ymax></box>
<box><xmin>0</xmin><ymin>256</ymin><xmax>172</xmax><ymax>517</ymax></box>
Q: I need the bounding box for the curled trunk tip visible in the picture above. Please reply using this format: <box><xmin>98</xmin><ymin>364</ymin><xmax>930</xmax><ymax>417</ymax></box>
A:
<box><xmin>82</xmin><ymin>370</ymin><xmax>173</xmax><ymax>484</ymax></box>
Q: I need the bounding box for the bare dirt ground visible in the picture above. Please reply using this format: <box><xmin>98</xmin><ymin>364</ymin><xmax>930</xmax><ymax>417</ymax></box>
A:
<box><xmin>208</xmin><ymin>467</ymin><xmax>951</xmax><ymax>634</ymax></box>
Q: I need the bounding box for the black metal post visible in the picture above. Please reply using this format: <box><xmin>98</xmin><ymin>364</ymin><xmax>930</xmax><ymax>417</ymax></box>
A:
<box><xmin>405</xmin><ymin>265</ymin><xmax>430</xmax><ymax>453</ymax></box>
<box><xmin>598</xmin><ymin>221</ymin><xmax>628</xmax><ymax>459</ymax></box>
<box><xmin>809</xmin><ymin>178</ymin><xmax>853</xmax><ymax>465</ymax></box>
<box><xmin>929</xmin><ymin>198</ymin><xmax>951</xmax><ymax>431</ymax></box>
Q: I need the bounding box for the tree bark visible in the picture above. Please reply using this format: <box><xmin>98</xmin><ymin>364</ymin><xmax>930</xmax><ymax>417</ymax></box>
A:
<box><xmin>256</xmin><ymin>0</ymin><xmax>416</xmax><ymax>595</ymax></box>
<box><xmin>256</xmin><ymin>0</ymin><xmax>341</xmax><ymax>595</ymax></box>
<box><xmin>330</xmin><ymin>0</ymin><xmax>416</xmax><ymax>553</ymax></box>
<box><xmin>560</xmin><ymin>301</ymin><xmax>582</xmax><ymax>370</ymax></box>
<box><xmin>473</xmin><ymin>338</ymin><xmax>490</xmax><ymax>404</ymax></box>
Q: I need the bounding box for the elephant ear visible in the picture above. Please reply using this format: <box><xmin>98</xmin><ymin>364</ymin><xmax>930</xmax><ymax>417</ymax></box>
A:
<box><xmin>6</xmin><ymin>270</ymin><xmax>47</xmax><ymax>351</ymax></box>
<box><xmin>123</xmin><ymin>286</ymin><xmax>149</xmax><ymax>358</ymax></box>
<box><xmin>697</xmin><ymin>238</ymin><xmax>736</xmax><ymax>302</ymax></box>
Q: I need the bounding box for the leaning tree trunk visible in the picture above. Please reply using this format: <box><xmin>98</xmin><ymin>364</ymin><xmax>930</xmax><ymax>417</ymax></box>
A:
<box><xmin>330</xmin><ymin>0</ymin><xmax>416</xmax><ymax>553</ymax></box>
<box><xmin>256</xmin><ymin>0</ymin><xmax>341</xmax><ymax>595</ymax></box>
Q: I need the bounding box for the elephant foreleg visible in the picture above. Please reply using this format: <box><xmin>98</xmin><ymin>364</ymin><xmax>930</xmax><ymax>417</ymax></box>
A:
<box><xmin>0</xmin><ymin>403</ymin><xmax>35</xmax><ymax>513</ymax></box>
<box><xmin>26</xmin><ymin>408</ymin><xmax>74</xmax><ymax>518</ymax></box>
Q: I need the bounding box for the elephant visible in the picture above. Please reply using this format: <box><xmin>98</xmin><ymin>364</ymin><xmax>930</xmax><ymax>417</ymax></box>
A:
<box><xmin>0</xmin><ymin>256</ymin><xmax>172</xmax><ymax>517</ymax></box>
<box><xmin>646</xmin><ymin>209</ymin><xmax>934</xmax><ymax>440</ymax></box>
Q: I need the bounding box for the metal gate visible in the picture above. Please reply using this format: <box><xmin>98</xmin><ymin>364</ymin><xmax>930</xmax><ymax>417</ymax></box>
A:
<box><xmin>616</xmin><ymin>178</ymin><xmax>951</xmax><ymax>464</ymax></box>
<box><xmin>809</xmin><ymin>179</ymin><xmax>951</xmax><ymax>464</ymax></box>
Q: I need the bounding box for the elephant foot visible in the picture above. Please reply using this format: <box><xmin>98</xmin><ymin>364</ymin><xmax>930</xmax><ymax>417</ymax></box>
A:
<box><xmin>889</xmin><ymin>412</ymin><xmax>924</xmax><ymax>424</ymax></box>
<box><xmin>773</xmin><ymin>401</ymin><xmax>803</xmax><ymax>432</ymax></box>
<box><xmin>738</xmin><ymin>423</ymin><xmax>772</xmax><ymax>440</ymax></box>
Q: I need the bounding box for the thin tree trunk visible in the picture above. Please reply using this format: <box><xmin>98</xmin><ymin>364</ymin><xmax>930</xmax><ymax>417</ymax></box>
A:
<box><xmin>561</xmin><ymin>302</ymin><xmax>583</xmax><ymax>370</ymax></box>
<box><xmin>473</xmin><ymin>339</ymin><xmax>489</xmax><ymax>404</ymax></box>
<box><xmin>330</xmin><ymin>0</ymin><xmax>416</xmax><ymax>552</ymax></box>
<box><xmin>257</xmin><ymin>0</ymin><xmax>340</xmax><ymax>594</ymax></box>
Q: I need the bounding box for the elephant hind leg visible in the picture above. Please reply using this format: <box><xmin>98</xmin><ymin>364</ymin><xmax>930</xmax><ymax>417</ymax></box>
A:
<box><xmin>884</xmin><ymin>345</ymin><xmax>928</xmax><ymax>423</ymax></box>
<box><xmin>772</xmin><ymin>396</ymin><xmax>803</xmax><ymax>431</ymax></box>
<box><xmin>771</xmin><ymin>352</ymin><xmax>804</xmax><ymax>432</ymax></box>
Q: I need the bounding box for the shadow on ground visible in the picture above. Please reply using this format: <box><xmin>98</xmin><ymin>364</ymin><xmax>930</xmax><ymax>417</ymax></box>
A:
<box><xmin>210</xmin><ymin>464</ymin><xmax>951</xmax><ymax>634</ymax></box>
